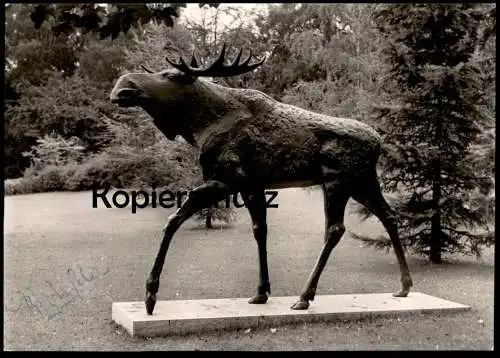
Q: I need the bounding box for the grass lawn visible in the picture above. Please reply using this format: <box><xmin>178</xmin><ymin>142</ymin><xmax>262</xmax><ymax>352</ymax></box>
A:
<box><xmin>3</xmin><ymin>188</ymin><xmax>494</xmax><ymax>350</ymax></box>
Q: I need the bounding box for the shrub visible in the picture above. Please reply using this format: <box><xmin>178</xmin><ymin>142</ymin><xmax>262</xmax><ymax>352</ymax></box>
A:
<box><xmin>65</xmin><ymin>152</ymin><xmax>121</xmax><ymax>190</ymax></box>
<box><xmin>6</xmin><ymin>164</ymin><xmax>76</xmax><ymax>195</ymax></box>
<box><xmin>5</xmin><ymin>178</ymin><xmax>30</xmax><ymax>195</ymax></box>
<box><xmin>22</xmin><ymin>133</ymin><xmax>85</xmax><ymax>172</ymax></box>
<box><xmin>195</xmin><ymin>206</ymin><xmax>237</xmax><ymax>228</ymax></box>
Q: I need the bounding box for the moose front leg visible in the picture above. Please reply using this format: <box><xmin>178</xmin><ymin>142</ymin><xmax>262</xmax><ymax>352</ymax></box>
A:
<box><xmin>241</xmin><ymin>190</ymin><xmax>271</xmax><ymax>304</ymax></box>
<box><xmin>145</xmin><ymin>180</ymin><xmax>232</xmax><ymax>315</ymax></box>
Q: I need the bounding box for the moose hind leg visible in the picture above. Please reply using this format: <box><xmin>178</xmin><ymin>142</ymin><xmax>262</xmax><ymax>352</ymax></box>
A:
<box><xmin>145</xmin><ymin>180</ymin><xmax>232</xmax><ymax>315</ymax></box>
<box><xmin>291</xmin><ymin>181</ymin><xmax>350</xmax><ymax>310</ymax></box>
<box><xmin>241</xmin><ymin>190</ymin><xmax>271</xmax><ymax>304</ymax></box>
<box><xmin>352</xmin><ymin>174</ymin><xmax>413</xmax><ymax>297</ymax></box>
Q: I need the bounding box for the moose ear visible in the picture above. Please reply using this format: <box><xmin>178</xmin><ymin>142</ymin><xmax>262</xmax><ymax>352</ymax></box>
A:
<box><xmin>168</xmin><ymin>71</ymin><xmax>197</xmax><ymax>85</ymax></box>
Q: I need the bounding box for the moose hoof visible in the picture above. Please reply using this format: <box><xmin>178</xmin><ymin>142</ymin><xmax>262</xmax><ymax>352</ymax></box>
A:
<box><xmin>291</xmin><ymin>299</ymin><xmax>309</xmax><ymax>310</ymax></box>
<box><xmin>248</xmin><ymin>294</ymin><xmax>268</xmax><ymax>304</ymax></box>
<box><xmin>392</xmin><ymin>290</ymin><xmax>409</xmax><ymax>298</ymax></box>
<box><xmin>145</xmin><ymin>292</ymin><xmax>157</xmax><ymax>315</ymax></box>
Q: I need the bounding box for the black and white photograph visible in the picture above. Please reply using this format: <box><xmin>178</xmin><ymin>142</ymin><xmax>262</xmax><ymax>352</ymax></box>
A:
<box><xmin>4</xmin><ymin>3</ymin><xmax>495</xmax><ymax>350</ymax></box>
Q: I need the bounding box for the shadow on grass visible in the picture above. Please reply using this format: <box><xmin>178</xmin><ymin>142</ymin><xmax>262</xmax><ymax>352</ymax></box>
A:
<box><xmin>355</xmin><ymin>250</ymin><xmax>494</xmax><ymax>277</ymax></box>
<box><xmin>188</xmin><ymin>223</ymin><xmax>235</xmax><ymax>231</ymax></box>
<box><xmin>408</xmin><ymin>257</ymin><xmax>494</xmax><ymax>274</ymax></box>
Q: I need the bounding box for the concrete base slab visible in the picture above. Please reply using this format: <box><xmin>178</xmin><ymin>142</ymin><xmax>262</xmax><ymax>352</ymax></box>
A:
<box><xmin>112</xmin><ymin>292</ymin><xmax>470</xmax><ymax>337</ymax></box>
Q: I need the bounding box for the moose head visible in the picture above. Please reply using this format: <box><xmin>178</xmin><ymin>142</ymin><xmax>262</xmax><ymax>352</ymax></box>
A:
<box><xmin>110</xmin><ymin>44</ymin><xmax>265</xmax><ymax>143</ymax></box>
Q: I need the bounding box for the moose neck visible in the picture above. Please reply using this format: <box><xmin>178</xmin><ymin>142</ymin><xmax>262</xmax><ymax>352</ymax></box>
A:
<box><xmin>149</xmin><ymin>80</ymin><xmax>246</xmax><ymax>147</ymax></box>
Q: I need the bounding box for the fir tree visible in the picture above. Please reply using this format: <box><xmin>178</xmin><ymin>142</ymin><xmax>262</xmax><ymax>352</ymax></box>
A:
<box><xmin>354</xmin><ymin>4</ymin><xmax>495</xmax><ymax>263</ymax></box>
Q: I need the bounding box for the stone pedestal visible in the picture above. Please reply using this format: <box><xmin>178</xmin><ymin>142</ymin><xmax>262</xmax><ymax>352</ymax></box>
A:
<box><xmin>112</xmin><ymin>292</ymin><xmax>470</xmax><ymax>337</ymax></box>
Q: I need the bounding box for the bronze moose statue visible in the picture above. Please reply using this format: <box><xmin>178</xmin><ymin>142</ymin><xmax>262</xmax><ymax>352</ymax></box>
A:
<box><xmin>110</xmin><ymin>44</ymin><xmax>413</xmax><ymax>315</ymax></box>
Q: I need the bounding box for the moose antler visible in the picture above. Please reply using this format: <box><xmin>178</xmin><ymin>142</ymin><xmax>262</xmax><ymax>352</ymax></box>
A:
<box><xmin>141</xmin><ymin>65</ymin><xmax>154</xmax><ymax>73</ymax></box>
<box><xmin>165</xmin><ymin>43</ymin><xmax>266</xmax><ymax>77</ymax></box>
<box><xmin>140</xmin><ymin>51</ymin><xmax>199</xmax><ymax>74</ymax></box>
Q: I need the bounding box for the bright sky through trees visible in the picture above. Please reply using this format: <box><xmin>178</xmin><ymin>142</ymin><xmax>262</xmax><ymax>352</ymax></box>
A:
<box><xmin>179</xmin><ymin>3</ymin><xmax>269</xmax><ymax>31</ymax></box>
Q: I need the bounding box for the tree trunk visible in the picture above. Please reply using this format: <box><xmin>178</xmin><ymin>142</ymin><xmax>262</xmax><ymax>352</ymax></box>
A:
<box><xmin>213</xmin><ymin>8</ymin><xmax>219</xmax><ymax>50</ymax></box>
<box><xmin>430</xmin><ymin>185</ymin><xmax>442</xmax><ymax>263</ymax></box>
<box><xmin>430</xmin><ymin>123</ymin><xmax>443</xmax><ymax>264</ymax></box>
<box><xmin>205</xmin><ymin>212</ymin><xmax>213</xmax><ymax>229</ymax></box>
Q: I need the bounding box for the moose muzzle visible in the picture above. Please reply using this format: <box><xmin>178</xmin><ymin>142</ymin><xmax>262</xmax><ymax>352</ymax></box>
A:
<box><xmin>110</xmin><ymin>75</ymin><xmax>145</xmax><ymax>107</ymax></box>
<box><xmin>110</xmin><ymin>88</ymin><xmax>142</xmax><ymax>107</ymax></box>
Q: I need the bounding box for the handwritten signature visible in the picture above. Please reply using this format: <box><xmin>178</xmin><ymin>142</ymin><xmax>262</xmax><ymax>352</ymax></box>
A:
<box><xmin>6</xmin><ymin>264</ymin><xmax>110</xmax><ymax>320</ymax></box>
